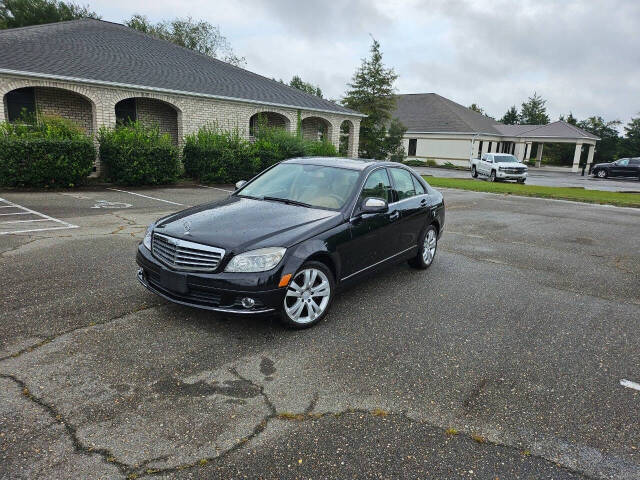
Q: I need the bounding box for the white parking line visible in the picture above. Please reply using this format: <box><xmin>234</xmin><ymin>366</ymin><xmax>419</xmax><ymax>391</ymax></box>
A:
<box><xmin>106</xmin><ymin>188</ymin><xmax>185</xmax><ymax>206</ymax></box>
<box><xmin>0</xmin><ymin>197</ymin><xmax>78</xmax><ymax>235</ymax></box>
<box><xmin>198</xmin><ymin>185</ymin><xmax>234</xmax><ymax>193</ymax></box>
<box><xmin>620</xmin><ymin>379</ymin><xmax>640</xmax><ymax>391</ymax></box>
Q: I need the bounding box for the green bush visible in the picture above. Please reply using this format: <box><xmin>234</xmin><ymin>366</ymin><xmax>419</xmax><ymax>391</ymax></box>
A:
<box><xmin>403</xmin><ymin>159</ymin><xmax>426</xmax><ymax>167</ymax></box>
<box><xmin>183</xmin><ymin>126</ymin><xmax>259</xmax><ymax>183</ymax></box>
<box><xmin>425</xmin><ymin>159</ymin><xmax>438</xmax><ymax>167</ymax></box>
<box><xmin>98</xmin><ymin>122</ymin><xmax>180</xmax><ymax>186</ymax></box>
<box><xmin>0</xmin><ymin>115</ymin><xmax>95</xmax><ymax>188</ymax></box>
<box><xmin>183</xmin><ymin>124</ymin><xmax>339</xmax><ymax>183</ymax></box>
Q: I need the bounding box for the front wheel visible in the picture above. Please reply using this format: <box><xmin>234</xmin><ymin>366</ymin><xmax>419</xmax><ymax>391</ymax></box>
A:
<box><xmin>471</xmin><ymin>166</ymin><xmax>478</xmax><ymax>178</ymax></box>
<box><xmin>280</xmin><ymin>261</ymin><xmax>334</xmax><ymax>329</ymax></box>
<box><xmin>409</xmin><ymin>225</ymin><xmax>438</xmax><ymax>269</ymax></box>
<box><xmin>517</xmin><ymin>179</ymin><xmax>526</xmax><ymax>184</ymax></box>
<box><xmin>489</xmin><ymin>170</ymin><xmax>497</xmax><ymax>182</ymax></box>
<box><xmin>596</xmin><ymin>169</ymin><xmax>608</xmax><ymax>179</ymax></box>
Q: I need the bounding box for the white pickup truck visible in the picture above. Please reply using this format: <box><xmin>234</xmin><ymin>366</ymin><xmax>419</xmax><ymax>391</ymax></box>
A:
<box><xmin>470</xmin><ymin>153</ymin><xmax>528</xmax><ymax>183</ymax></box>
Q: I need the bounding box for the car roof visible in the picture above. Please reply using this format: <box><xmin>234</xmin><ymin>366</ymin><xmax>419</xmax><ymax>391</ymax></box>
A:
<box><xmin>284</xmin><ymin>157</ymin><xmax>399</xmax><ymax>171</ymax></box>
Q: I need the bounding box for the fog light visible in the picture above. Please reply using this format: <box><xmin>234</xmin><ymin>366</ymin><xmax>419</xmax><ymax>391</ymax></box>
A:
<box><xmin>241</xmin><ymin>297</ymin><xmax>256</xmax><ymax>309</ymax></box>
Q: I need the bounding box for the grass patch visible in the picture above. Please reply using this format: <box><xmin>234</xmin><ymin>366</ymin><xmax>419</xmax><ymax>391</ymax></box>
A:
<box><xmin>423</xmin><ymin>176</ymin><xmax>640</xmax><ymax>208</ymax></box>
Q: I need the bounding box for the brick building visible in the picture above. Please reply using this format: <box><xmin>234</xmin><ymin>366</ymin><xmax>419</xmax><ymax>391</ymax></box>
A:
<box><xmin>0</xmin><ymin>19</ymin><xmax>363</xmax><ymax>174</ymax></box>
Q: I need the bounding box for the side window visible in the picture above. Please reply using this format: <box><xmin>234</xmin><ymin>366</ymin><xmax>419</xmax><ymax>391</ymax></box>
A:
<box><xmin>408</xmin><ymin>139</ymin><xmax>417</xmax><ymax>156</ymax></box>
<box><xmin>390</xmin><ymin>168</ymin><xmax>417</xmax><ymax>201</ymax></box>
<box><xmin>481</xmin><ymin>154</ymin><xmax>487</xmax><ymax>161</ymax></box>
<box><xmin>412</xmin><ymin>175</ymin><xmax>426</xmax><ymax>195</ymax></box>
<box><xmin>618</xmin><ymin>159</ymin><xmax>629</xmax><ymax>166</ymax></box>
<box><xmin>360</xmin><ymin>169</ymin><xmax>392</xmax><ymax>204</ymax></box>
<box><xmin>629</xmin><ymin>158</ymin><xmax>640</xmax><ymax>165</ymax></box>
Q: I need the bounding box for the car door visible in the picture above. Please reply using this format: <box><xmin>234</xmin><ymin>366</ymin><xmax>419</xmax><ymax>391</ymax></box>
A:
<box><xmin>388</xmin><ymin>167</ymin><xmax>427</xmax><ymax>253</ymax></box>
<box><xmin>341</xmin><ymin>168</ymin><xmax>398</xmax><ymax>279</ymax></box>
<box><xmin>629</xmin><ymin>158</ymin><xmax>640</xmax><ymax>177</ymax></box>
<box><xmin>479</xmin><ymin>154</ymin><xmax>492</xmax><ymax>175</ymax></box>
<box><xmin>611</xmin><ymin>158</ymin><xmax>629</xmax><ymax>177</ymax></box>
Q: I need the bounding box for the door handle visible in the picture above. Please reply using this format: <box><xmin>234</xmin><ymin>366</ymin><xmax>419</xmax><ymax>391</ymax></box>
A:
<box><xmin>389</xmin><ymin>210</ymin><xmax>400</xmax><ymax>220</ymax></box>
<box><xmin>420</xmin><ymin>198</ymin><xmax>427</xmax><ymax>206</ymax></box>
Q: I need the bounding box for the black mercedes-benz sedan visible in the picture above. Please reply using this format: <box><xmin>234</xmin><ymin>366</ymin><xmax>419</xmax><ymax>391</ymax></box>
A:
<box><xmin>136</xmin><ymin>157</ymin><xmax>445</xmax><ymax>328</ymax></box>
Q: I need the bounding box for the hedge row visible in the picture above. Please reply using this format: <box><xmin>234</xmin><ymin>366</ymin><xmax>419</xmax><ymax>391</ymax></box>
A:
<box><xmin>98</xmin><ymin>122</ymin><xmax>180</xmax><ymax>186</ymax></box>
<box><xmin>0</xmin><ymin>116</ymin><xmax>96</xmax><ymax>188</ymax></box>
<box><xmin>183</xmin><ymin>125</ymin><xmax>338</xmax><ymax>183</ymax></box>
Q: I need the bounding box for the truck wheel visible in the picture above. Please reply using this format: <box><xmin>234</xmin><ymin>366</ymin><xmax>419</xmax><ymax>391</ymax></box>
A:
<box><xmin>471</xmin><ymin>166</ymin><xmax>478</xmax><ymax>178</ymax></box>
<box><xmin>489</xmin><ymin>170</ymin><xmax>497</xmax><ymax>182</ymax></box>
<box><xmin>517</xmin><ymin>179</ymin><xmax>526</xmax><ymax>184</ymax></box>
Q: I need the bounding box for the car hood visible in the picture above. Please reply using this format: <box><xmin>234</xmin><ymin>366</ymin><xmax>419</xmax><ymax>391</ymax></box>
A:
<box><xmin>495</xmin><ymin>162</ymin><xmax>527</xmax><ymax>167</ymax></box>
<box><xmin>154</xmin><ymin>196</ymin><xmax>342</xmax><ymax>251</ymax></box>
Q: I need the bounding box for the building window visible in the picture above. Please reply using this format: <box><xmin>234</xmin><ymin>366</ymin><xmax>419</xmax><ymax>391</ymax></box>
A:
<box><xmin>115</xmin><ymin>98</ymin><xmax>136</xmax><ymax>124</ymax></box>
<box><xmin>408</xmin><ymin>138</ymin><xmax>417</xmax><ymax>156</ymax></box>
<box><xmin>6</xmin><ymin>87</ymin><xmax>36</xmax><ymax>122</ymax></box>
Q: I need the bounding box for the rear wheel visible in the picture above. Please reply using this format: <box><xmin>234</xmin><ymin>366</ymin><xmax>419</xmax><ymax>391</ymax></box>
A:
<box><xmin>489</xmin><ymin>170</ymin><xmax>497</xmax><ymax>182</ymax></box>
<box><xmin>596</xmin><ymin>169</ymin><xmax>608</xmax><ymax>178</ymax></box>
<box><xmin>471</xmin><ymin>166</ymin><xmax>478</xmax><ymax>178</ymax></box>
<box><xmin>280</xmin><ymin>261</ymin><xmax>334</xmax><ymax>329</ymax></box>
<box><xmin>409</xmin><ymin>225</ymin><xmax>438</xmax><ymax>269</ymax></box>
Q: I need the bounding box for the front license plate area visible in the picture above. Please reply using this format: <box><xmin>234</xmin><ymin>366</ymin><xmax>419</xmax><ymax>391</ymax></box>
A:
<box><xmin>160</xmin><ymin>269</ymin><xmax>188</xmax><ymax>294</ymax></box>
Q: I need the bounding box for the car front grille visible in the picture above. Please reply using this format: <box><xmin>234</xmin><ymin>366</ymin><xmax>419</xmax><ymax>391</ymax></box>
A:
<box><xmin>152</xmin><ymin>233</ymin><xmax>225</xmax><ymax>272</ymax></box>
<box><xmin>502</xmin><ymin>167</ymin><xmax>526</xmax><ymax>174</ymax></box>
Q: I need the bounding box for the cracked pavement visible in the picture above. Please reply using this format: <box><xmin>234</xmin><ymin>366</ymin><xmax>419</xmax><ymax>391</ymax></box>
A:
<box><xmin>0</xmin><ymin>185</ymin><xmax>639</xmax><ymax>479</ymax></box>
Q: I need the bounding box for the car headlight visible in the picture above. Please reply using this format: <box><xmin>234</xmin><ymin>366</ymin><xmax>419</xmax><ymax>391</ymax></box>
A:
<box><xmin>498</xmin><ymin>167</ymin><xmax>504</xmax><ymax>171</ymax></box>
<box><xmin>143</xmin><ymin>223</ymin><xmax>154</xmax><ymax>251</ymax></box>
<box><xmin>224</xmin><ymin>247</ymin><xmax>286</xmax><ymax>273</ymax></box>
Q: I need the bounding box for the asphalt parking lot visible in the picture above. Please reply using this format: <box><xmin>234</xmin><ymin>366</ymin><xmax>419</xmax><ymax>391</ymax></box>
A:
<box><xmin>414</xmin><ymin>166</ymin><xmax>640</xmax><ymax>192</ymax></box>
<box><xmin>1</xmin><ymin>183</ymin><xmax>639</xmax><ymax>479</ymax></box>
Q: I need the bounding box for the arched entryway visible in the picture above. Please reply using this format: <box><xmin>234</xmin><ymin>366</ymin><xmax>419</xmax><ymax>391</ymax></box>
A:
<box><xmin>3</xmin><ymin>86</ymin><xmax>95</xmax><ymax>135</ymax></box>
<box><xmin>115</xmin><ymin>97</ymin><xmax>179</xmax><ymax>145</ymax></box>
<box><xmin>249</xmin><ymin>111</ymin><xmax>290</xmax><ymax>136</ymax></box>
<box><xmin>301</xmin><ymin>116</ymin><xmax>332</xmax><ymax>142</ymax></box>
<box><xmin>339</xmin><ymin>119</ymin><xmax>355</xmax><ymax>157</ymax></box>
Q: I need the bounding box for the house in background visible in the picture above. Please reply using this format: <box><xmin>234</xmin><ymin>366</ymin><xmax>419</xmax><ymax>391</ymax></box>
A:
<box><xmin>0</xmin><ymin>19</ymin><xmax>363</xmax><ymax>173</ymax></box>
<box><xmin>393</xmin><ymin>93</ymin><xmax>599</xmax><ymax>172</ymax></box>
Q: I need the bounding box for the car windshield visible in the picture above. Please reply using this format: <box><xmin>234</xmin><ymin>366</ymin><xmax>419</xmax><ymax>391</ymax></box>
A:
<box><xmin>238</xmin><ymin>163</ymin><xmax>361</xmax><ymax>210</ymax></box>
<box><xmin>494</xmin><ymin>155</ymin><xmax>518</xmax><ymax>163</ymax></box>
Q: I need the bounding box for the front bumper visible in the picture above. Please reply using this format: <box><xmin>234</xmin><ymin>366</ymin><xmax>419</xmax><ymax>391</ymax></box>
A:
<box><xmin>496</xmin><ymin>170</ymin><xmax>527</xmax><ymax>180</ymax></box>
<box><xmin>136</xmin><ymin>245</ymin><xmax>285</xmax><ymax>314</ymax></box>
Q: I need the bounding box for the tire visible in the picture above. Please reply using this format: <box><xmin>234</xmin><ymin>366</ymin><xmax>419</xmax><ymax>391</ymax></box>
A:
<box><xmin>408</xmin><ymin>224</ymin><xmax>438</xmax><ymax>269</ymax></box>
<box><xmin>489</xmin><ymin>170</ymin><xmax>497</xmax><ymax>182</ymax></box>
<box><xmin>517</xmin><ymin>179</ymin><xmax>526</xmax><ymax>184</ymax></box>
<box><xmin>596</xmin><ymin>169</ymin><xmax>608</xmax><ymax>179</ymax></box>
<box><xmin>471</xmin><ymin>166</ymin><xmax>478</xmax><ymax>178</ymax></box>
<box><xmin>280</xmin><ymin>261</ymin><xmax>335</xmax><ymax>329</ymax></box>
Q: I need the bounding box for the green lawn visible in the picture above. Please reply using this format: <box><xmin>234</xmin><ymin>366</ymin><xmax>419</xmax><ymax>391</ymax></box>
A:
<box><xmin>423</xmin><ymin>176</ymin><xmax>640</xmax><ymax>208</ymax></box>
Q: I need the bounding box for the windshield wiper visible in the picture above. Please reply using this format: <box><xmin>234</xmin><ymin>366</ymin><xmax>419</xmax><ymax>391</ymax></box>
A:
<box><xmin>261</xmin><ymin>196</ymin><xmax>312</xmax><ymax>208</ymax></box>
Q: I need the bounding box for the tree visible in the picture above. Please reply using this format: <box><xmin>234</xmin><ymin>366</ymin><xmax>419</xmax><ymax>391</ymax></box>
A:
<box><xmin>559</xmin><ymin>112</ymin><xmax>578</xmax><ymax>125</ymax></box>
<box><xmin>519</xmin><ymin>92</ymin><xmax>550</xmax><ymax>125</ymax></box>
<box><xmin>342</xmin><ymin>38</ymin><xmax>406</xmax><ymax>160</ymax></box>
<box><xmin>468</xmin><ymin>103</ymin><xmax>485</xmax><ymax>115</ymax></box>
<box><xmin>620</xmin><ymin>114</ymin><xmax>640</xmax><ymax>158</ymax></box>
<box><xmin>288</xmin><ymin>75</ymin><xmax>322</xmax><ymax>98</ymax></box>
<box><xmin>577</xmin><ymin>116</ymin><xmax>621</xmax><ymax>164</ymax></box>
<box><xmin>0</xmin><ymin>0</ymin><xmax>99</xmax><ymax>28</ymax></box>
<box><xmin>125</xmin><ymin>15</ymin><xmax>245</xmax><ymax>67</ymax></box>
<box><xmin>500</xmin><ymin>106</ymin><xmax>519</xmax><ymax>125</ymax></box>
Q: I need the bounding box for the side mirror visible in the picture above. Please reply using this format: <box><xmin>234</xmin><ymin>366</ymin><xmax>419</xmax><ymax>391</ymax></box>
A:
<box><xmin>235</xmin><ymin>180</ymin><xmax>247</xmax><ymax>190</ymax></box>
<box><xmin>361</xmin><ymin>197</ymin><xmax>388</xmax><ymax>214</ymax></box>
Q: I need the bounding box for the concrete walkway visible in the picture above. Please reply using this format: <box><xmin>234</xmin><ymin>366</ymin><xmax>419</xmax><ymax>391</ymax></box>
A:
<box><xmin>412</xmin><ymin>166</ymin><xmax>640</xmax><ymax>193</ymax></box>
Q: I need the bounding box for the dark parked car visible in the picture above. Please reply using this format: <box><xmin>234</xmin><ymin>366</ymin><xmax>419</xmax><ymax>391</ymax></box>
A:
<box><xmin>592</xmin><ymin>157</ymin><xmax>640</xmax><ymax>180</ymax></box>
<box><xmin>137</xmin><ymin>158</ymin><xmax>445</xmax><ymax>328</ymax></box>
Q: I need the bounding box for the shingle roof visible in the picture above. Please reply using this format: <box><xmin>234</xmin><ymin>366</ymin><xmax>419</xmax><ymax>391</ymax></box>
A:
<box><xmin>393</xmin><ymin>93</ymin><xmax>502</xmax><ymax>135</ymax></box>
<box><xmin>501</xmin><ymin>121</ymin><xmax>600</xmax><ymax>140</ymax></box>
<box><xmin>0</xmin><ymin>19</ymin><xmax>361</xmax><ymax>117</ymax></box>
<box><xmin>394</xmin><ymin>94</ymin><xmax>600</xmax><ymax>141</ymax></box>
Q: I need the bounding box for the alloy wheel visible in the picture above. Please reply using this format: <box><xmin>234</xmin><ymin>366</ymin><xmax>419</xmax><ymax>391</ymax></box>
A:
<box><xmin>284</xmin><ymin>268</ymin><xmax>331</xmax><ymax>324</ymax></box>
<box><xmin>597</xmin><ymin>170</ymin><xmax>607</xmax><ymax>178</ymax></box>
<box><xmin>422</xmin><ymin>229</ymin><xmax>437</xmax><ymax>265</ymax></box>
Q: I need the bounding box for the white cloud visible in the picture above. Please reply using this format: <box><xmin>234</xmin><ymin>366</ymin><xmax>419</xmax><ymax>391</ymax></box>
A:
<box><xmin>90</xmin><ymin>0</ymin><xmax>640</xmax><ymax>124</ymax></box>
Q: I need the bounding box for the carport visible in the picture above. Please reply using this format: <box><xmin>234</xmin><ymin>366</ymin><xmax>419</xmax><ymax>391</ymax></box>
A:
<box><xmin>495</xmin><ymin>121</ymin><xmax>600</xmax><ymax>172</ymax></box>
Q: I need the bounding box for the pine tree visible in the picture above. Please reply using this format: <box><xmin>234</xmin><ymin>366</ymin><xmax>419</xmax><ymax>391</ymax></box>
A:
<box><xmin>342</xmin><ymin>38</ymin><xmax>406</xmax><ymax>160</ymax></box>
<box><xmin>289</xmin><ymin>75</ymin><xmax>322</xmax><ymax>98</ymax></box>
<box><xmin>621</xmin><ymin>115</ymin><xmax>640</xmax><ymax>158</ymax></box>
<box><xmin>500</xmin><ymin>106</ymin><xmax>519</xmax><ymax>124</ymax></box>
<box><xmin>519</xmin><ymin>92</ymin><xmax>550</xmax><ymax>125</ymax></box>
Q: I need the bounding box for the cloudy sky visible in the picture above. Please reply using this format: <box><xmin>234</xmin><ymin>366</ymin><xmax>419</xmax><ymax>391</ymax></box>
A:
<box><xmin>91</xmin><ymin>0</ymin><xmax>640</xmax><ymax>125</ymax></box>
